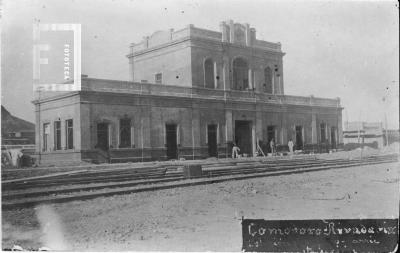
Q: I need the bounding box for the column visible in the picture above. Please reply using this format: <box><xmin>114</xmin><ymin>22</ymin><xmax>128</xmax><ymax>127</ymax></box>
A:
<box><xmin>256</xmin><ymin>111</ymin><xmax>263</xmax><ymax>140</ymax></box>
<box><xmin>278</xmin><ymin>60</ymin><xmax>284</xmax><ymax>94</ymax></box>
<box><xmin>311</xmin><ymin>112</ymin><xmax>317</xmax><ymax>144</ymax></box>
<box><xmin>214</xmin><ymin>62</ymin><xmax>218</xmax><ymax>89</ymax></box>
<box><xmin>223</xmin><ymin>57</ymin><xmax>230</xmax><ymax>91</ymax></box>
<box><xmin>248</xmin><ymin>68</ymin><xmax>253</xmax><ymax>89</ymax></box>
<box><xmin>79</xmin><ymin>103</ymin><xmax>89</xmax><ymax>150</ymax></box>
<box><xmin>225</xmin><ymin>109</ymin><xmax>233</xmax><ymax>158</ymax></box>
<box><xmin>252</xmin><ymin>123</ymin><xmax>256</xmax><ymax>156</ymax></box>
<box><xmin>327</xmin><ymin>124</ymin><xmax>331</xmax><ymax>146</ymax></box>
<box><xmin>116</xmin><ymin>119</ymin><xmax>120</xmax><ymax>148</ymax></box>
<box><xmin>337</xmin><ymin>110</ymin><xmax>343</xmax><ymax>144</ymax></box>
<box><xmin>280</xmin><ymin>113</ymin><xmax>287</xmax><ymax>145</ymax></box>
<box><xmin>141</xmin><ymin>106</ymin><xmax>151</xmax><ymax>148</ymax></box>
<box><xmin>272</xmin><ymin>71</ymin><xmax>275</xmax><ymax>94</ymax></box>
<box><xmin>191</xmin><ymin>104</ymin><xmax>201</xmax><ymax>158</ymax></box>
<box><xmin>108</xmin><ymin>124</ymin><xmax>112</xmax><ymax>148</ymax></box>
<box><xmin>255</xmin><ymin>111</ymin><xmax>263</xmax><ymax>155</ymax></box>
<box><xmin>225</xmin><ymin>110</ymin><xmax>233</xmax><ymax>142</ymax></box>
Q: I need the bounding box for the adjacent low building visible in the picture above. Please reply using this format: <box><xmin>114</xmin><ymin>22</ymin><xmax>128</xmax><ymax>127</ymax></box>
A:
<box><xmin>343</xmin><ymin>121</ymin><xmax>399</xmax><ymax>149</ymax></box>
<box><xmin>1</xmin><ymin>106</ymin><xmax>35</xmax><ymax>146</ymax></box>
<box><xmin>33</xmin><ymin>20</ymin><xmax>343</xmax><ymax>165</ymax></box>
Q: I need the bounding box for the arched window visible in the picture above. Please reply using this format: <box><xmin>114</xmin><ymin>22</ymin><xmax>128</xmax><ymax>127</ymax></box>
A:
<box><xmin>232</xmin><ymin>58</ymin><xmax>248</xmax><ymax>90</ymax></box>
<box><xmin>204</xmin><ymin>58</ymin><xmax>214</xmax><ymax>88</ymax></box>
<box><xmin>264</xmin><ymin>67</ymin><xmax>273</xmax><ymax>93</ymax></box>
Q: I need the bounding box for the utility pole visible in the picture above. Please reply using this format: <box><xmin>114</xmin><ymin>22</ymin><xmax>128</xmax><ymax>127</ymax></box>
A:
<box><xmin>384</xmin><ymin>113</ymin><xmax>388</xmax><ymax>146</ymax></box>
<box><xmin>141</xmin><ymin>118</ymin><xmax>144</xmax><ymax>163</ymax></box>
<box><xmin>358</xmin><ymin>110</ymin><xmax>362</xmax><ymax>160</ymax></box>
<box><xmin>37</xmin><ymin>87</ymin><xmax>43</xmax><ymax>164</ymax></box>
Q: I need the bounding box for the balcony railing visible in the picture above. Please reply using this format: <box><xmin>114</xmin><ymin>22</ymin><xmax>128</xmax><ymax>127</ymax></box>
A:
<box><xmin>80</xmin><ymin>79</ymin><xmax>340</xmax><ymax>108</ymax></box>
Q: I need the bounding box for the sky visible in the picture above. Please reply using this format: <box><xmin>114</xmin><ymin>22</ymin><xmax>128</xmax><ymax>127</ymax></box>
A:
<box><xmin>1</xmin><ymin>0</ymin><xmax>399</xmax><ymax>128</ymax></box>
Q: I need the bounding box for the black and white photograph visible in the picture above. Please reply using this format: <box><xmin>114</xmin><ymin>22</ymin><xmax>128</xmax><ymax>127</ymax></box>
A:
<box><xmin>1</xmin><ymin>0</ymin><xmax>399</xmax><ymax>251</ymax></box>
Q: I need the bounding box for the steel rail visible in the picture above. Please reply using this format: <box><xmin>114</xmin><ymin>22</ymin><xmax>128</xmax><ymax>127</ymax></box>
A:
<box><xmin>2</xmin><ymin>155</ymin><xmax>397</xmax><ymax>210</ymax></box>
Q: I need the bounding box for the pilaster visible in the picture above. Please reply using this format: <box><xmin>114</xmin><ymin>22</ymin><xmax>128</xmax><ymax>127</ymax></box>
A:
<box><xmin>225</xmin><ymin>109</ymin><xmax>233</xmax><ymax>142</ymax></box>
<box><xmin>311</xmin><ymin>112</ymin><xmax>317</xmax><ymax>144</ymax></box>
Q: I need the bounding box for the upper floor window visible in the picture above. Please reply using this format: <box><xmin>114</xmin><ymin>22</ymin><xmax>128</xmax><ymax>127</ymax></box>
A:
<box><xmin>232</xmin><ymin>58</ymin><xmax>248</xmax><ymax>90</ymax></box>
<box><xmin>204</xmin><ymin>58</ymin><xmax>215</xmax><ymax>89</ymax></box>
<box><xmin>119</xmin><ymin>118</ymin><xmax>131</xmax><ymax>148</ymax></box>
<box><xmin>264</xmin><ymin>67</ymin><xmax>273</xmax><ymax>94</ymax></box>
<box><xmin>155</xmin><ymin>73</ymin><xmax>162</xmax><ymax>84</ymax></box>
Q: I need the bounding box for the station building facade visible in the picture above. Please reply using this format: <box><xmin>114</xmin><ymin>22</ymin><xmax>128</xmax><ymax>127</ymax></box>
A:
<box><xmin>34</xmin><ymin>21</ymin><xmax>343</xmax><ymax>164</ymax></box>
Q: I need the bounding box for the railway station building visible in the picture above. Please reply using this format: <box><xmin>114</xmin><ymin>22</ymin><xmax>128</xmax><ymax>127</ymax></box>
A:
<box><xmin>33</xmin><ymin>20</ymin><xmax>343</xmax><ymax>165</ymax></box>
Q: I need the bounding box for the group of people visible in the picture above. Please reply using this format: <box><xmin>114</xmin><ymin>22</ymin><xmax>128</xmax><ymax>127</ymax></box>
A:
<box><xmin>232</xmin><ymin>139</ymin><xmax>295</xmax><ymax>158</ymax></box>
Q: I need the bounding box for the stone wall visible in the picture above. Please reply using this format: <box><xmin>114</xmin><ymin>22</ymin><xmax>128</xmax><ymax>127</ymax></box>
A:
<box><xmin>34</xmin><ymin>80</ymin><xmax>342</xmax><ymax>165</ymax></box>
<box><xmin>132</xmin><ymin>42</ymin><xmax>192</xmax><ymax>86</ymax></box>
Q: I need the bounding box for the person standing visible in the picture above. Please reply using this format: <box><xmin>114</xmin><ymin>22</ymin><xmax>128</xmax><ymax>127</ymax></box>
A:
<box><xmin>288</xmin><ymin>139</ymin><xmax>294</xmax><ymax>157</ymax></box>
<box><xmin>232</xmin><ymin>143</ymin><xmax>240</xmax><ymax>158</ymax></box>
<box><xmin>269</xmin><ymin>138</ymin><xmax>275</xmax><ymax>156</ymax></box>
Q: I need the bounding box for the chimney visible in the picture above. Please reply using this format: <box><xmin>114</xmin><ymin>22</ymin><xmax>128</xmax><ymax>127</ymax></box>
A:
<box><xmin>250</xmin><ymin>28</ymin><xmax>256</xmax><ymax>45</ymax></box>
<box><xmin>229</xmin><ymin>20</ymin><xmax>235</xmax><ymax>43</ymax></box>
<box><xmin>245</xmin><ymin>23</ymin><xmax>251</xmax><ymax>46</ymax></box>
<box><xmin>220</xmin><ymin>21</ymin><xmax>228</xmax><ymax>42</ymax></box>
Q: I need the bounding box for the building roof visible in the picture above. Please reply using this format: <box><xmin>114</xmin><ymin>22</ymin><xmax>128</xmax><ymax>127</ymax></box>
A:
<box><xmin>128</xmin><ymin>20</ymin><xmax>283</xmax><ymax>57</ymax></box>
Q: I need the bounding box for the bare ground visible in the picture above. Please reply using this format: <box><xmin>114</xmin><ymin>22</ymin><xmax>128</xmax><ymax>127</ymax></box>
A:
<box><xmin>2</xmin><ymin>162</ymin><xmax>399</xmax><ymax>251</ymax></box>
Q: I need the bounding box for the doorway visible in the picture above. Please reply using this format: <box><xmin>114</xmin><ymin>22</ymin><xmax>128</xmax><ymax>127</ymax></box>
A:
<box><xmin>331</xmin><ymin>127</ymin><xmax>337</xmax><ymax>149</ymax></box>
<box><xmin>295</xmin><ymin>125</ymin><xmax>303</xmax><ymax>150</ymax></box>
<box><xmin>266</xmin><ymin>126</ymin><xmax>276</xmax><ymax>153</ymax></box>
<box><xmin>208</xmin><ymin>124</ymin><xmax>218</xmax><ymax>157</ymax></box>
<box><xmin>235</xmin><ymin>120</ymin><xmax>252</xmax><ymax>156</ymax></box>
<box><xmin>166</xmin><ymin>124</ymin><xmax>178</xmax><ymax>160</ymax></box>
<box><xmin>97</xmin><ymin>123</ymin><xmax>109</xmax><ymax>150</ymax></box>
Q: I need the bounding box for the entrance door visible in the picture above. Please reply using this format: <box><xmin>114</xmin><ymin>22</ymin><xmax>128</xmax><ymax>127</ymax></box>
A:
<box><xmin>97</xmin><ymin>123</ymin><xmax>109</xmax><ymax>150</ymax></box>
<box><xmin>166</xmin><ymin>124</ymin><xmax>178</xmax><ymax>160</ymax></box>
<box><xmin>208</xmin><ymin>124</ymin><xmax>218</xmax><ymax>157</ymax></box>
<box><xmin>295</xmin><ymin>126</ymin><xmax>303</xmax><ymax>150</ymax></box>
<box><xmin>331</xmin><ymin>127</ymin><xmax>337</xmax><ymax>149</ymax></box>
<box><xmin>267</xmin><ymin>126</ymin><xmax>276</xmax><ymax>153</ymax></box>
<box><xmin>235</xmin><ymin>120</ymin><xmax>252</xmax><ymax>156</ymax></box>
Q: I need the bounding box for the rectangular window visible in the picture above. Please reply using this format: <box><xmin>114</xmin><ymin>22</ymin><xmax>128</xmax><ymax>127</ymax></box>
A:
<box><xmin>65</xmin><ymin>119</ymin><xmax>73</xmax><ymax>149</ymax></box>
<box><xmin>155</xmin><ymin>73</ymin><xmax>162</xmax><ymax>84</ymax></box>
<box><xmin>43</xmin><ymin>123</ymin><xmax>50</xmax><ymax>151</ymax></box>
<box><xmin>54</xmin><ymin>121</ymin><xmax>61</xmax><ymax>150</ymax></box>
<box><xmin>320</xmin><ymin>123</ymin><xmax>326</xmax><ymax>143</ymax></box>
<box><xmin>119</xmin><ymin>118</ymin><xmax>131</xmax><ymax>148</ymax></box>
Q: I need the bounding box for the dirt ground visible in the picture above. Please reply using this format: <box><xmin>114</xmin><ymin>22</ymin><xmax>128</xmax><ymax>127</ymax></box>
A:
<box><xmin>2</xmin><ymin>162</ymin><xmax>399</xmax><ymax>251</ymax></box>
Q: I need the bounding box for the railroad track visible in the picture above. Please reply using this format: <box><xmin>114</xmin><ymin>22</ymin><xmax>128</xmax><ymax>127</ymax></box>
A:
<box><xmin>2</xmin><ymin>154</ymin><xmax>398</xmax><ymax>210</ymax></box>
